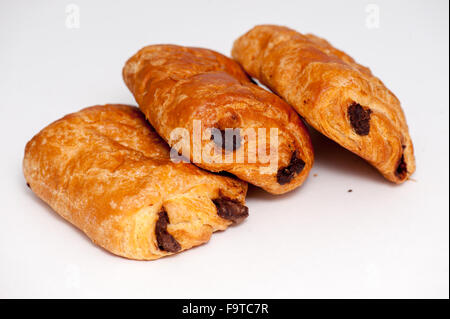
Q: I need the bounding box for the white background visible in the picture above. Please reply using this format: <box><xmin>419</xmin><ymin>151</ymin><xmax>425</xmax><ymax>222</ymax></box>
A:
<box><xmin>0</xmin><ymin>0</ymin><xmax>448</xmax><ymax>298</ymax></box>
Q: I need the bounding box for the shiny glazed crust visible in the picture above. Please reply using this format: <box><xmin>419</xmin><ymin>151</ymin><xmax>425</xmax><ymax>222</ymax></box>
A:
<box><xmin>123</xmin><ymin>45</ymin><xmax>313</xmax><ymax>194</ymax></box>
<box><xmin>23</xmin><ymin>105</ymin><xmax>248</xmax><ymax>260</ymax></box>
<box><xmin>232</xmin><ymin>25</ymin><xmax>415</xmax><ymax>183</ymax></box>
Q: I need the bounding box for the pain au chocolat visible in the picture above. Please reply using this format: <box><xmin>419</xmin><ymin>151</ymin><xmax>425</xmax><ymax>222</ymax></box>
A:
<box><xmin>123</xmin><ymin>44</ymin><xmax>314</xmax><ymax>194</ymax></box>
<box><xmin>232</xmin><ymin>25</ymin><xmax>415</xmax><ymax>183</ymax></box>
<box><xmin>23</xmin><ymin>105</ymin><xmax>248</xmax><ymax>260</ymax></box>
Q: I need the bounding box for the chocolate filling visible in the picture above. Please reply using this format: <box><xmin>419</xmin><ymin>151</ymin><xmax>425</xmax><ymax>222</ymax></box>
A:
<box><xmin>211</xmin><ymin>129</ymin><xmax>241</xmax><ymax>152</ymax></box>
<box><xmin>26</xmin><ymin>183</ymin><xmax>30</xmax><ymax>188</ymax></box>
<box><xmin>213</xmin><ymin>197</ymin><xmax>249</xmax><ymax>224</ymax></box>
<box><xmin>395</xmin><ymin>154</ymin><xmax>408</xmax><ymax>179</ymax></box>
<box><xmin>276</xmin><ymin>151</ymin><xmax>306</xmax><ymax>185</ymax></box>
<box><xmin>155</xmin><ymin>211</ymin><xmax>181</xmax><ymax>253</ymax></box>
<box><xmin>348</xmin><ymin>103</ymin><xmax>372</xmax><ymax>136</ymax></box>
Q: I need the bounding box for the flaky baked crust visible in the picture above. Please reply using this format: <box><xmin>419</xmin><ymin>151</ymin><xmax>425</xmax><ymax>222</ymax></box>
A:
<box><xmin>23</xmin><ymin>105</ymin><xmax>248</xmax><ymax>260</ymax></box>
<box><xmin>123</xmin><ymin>45</ymin><xmax>313</xmax><ymax>194</ymax></box>
<box><xmin>232</xmin><ymin>25</ymin><xmax>415</xmax><ymax>183</ymax></box>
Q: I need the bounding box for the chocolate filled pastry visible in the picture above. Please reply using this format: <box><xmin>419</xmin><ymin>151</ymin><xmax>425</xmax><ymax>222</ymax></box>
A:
<box><xmin>232</xmin><ymin>25</ymin><xmax>415</xmax><ymax>183</ymax></box>
<box><xmin>123</xmin><ymin>44</ymin><xmax>313</xmax><ymax>194</ymax></box>
<box><xmin>23</xmin><ymin>105</ymin><xmax>248</xmax><ymax>260</ymax></box>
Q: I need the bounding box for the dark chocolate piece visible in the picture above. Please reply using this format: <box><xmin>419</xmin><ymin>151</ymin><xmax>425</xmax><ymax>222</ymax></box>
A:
<box><xmin>213</xmin><ymin>197</ymin><xmax>248</xmax><ymax>224</ymax></box>
<box><xmin>26</xmin><ymin>183</ymin><xmax>30</xmax><ymax>188</ymax></box>
<box><xmin>348</xmin><ymin>103</ymin><xmax>372</xmax><ymax>136</ymax></box>
<box><xmin>276</xmin><ymin>151</ymin><xmax>305</xmax><ymax>185</ymax></box>
<box><xmin>211</xmin><ymin>129</ymin><xmax>241</xmax><ymax>152</ymax></box>
<box><xmin>155</xmin><ymin>211</ymin><xmax>181</xmax><ymax>253</ymax></box>
<box><xmin>395</xmin><ymin>154</ymin><xmax>407</xmax><ymax>179</ymax></box>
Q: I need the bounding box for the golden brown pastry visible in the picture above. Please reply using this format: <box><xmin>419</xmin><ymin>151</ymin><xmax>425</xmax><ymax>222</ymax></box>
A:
<box><xmin>23</xmin><ymin>105</ymin><xmax>248</xmax><ymax>260</ymax></box>
<box><xmin>123</xmin><ymin>44</ymin><xmax>314</xmax><ymax>194</ymax></box>
<box><xmin>232</xmin><ymin>25</ymin><xmax>415</xmax><ymax>183</ymax></box>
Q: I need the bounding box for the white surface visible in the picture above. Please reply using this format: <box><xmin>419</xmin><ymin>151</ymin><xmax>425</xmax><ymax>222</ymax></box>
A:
<box><xmin>0</xmin><ymin>0</ymin><xmax>448</xmax><ymax>299</ymax></box>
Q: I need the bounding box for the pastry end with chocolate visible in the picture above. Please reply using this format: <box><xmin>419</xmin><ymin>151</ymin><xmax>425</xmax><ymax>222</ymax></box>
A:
<box><xmin>348</xmin><ymin>103</ymin><xmax>372</xmax><ymax>136</ymax></box>
<box><xmin>277</xmin><ymin>151</ymin><xmax>306</xmax><ymax>185</ymax></box>
<box><xmin>155</xmin><ymin>211</ymin><xmax>181</xmax><ymax>253</ymax></box>
<box><xmin>213</xmin><ymin>197</ymin><xmax>249</xmax><ymax>224</ymax></box>
<box><xmin>395</xmin><ymin>154</ymin><xmax>408</xmax><ymax>179</ymax></box>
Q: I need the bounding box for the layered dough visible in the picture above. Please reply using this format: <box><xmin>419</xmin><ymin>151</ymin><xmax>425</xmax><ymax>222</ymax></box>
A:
<box><xmin>232</xmin><ymin>25</ymin><xmax>415</xmax><ymax>183</ymax></box>
<box><xmin>123</xmin><ymin>44</ymin><xmax>314</xmax><ymax>194</ymax></box>
<box><xmin>23</xmin><ymin>105</ymin><xmax>248</xmax><ymax>260</ymax></box>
